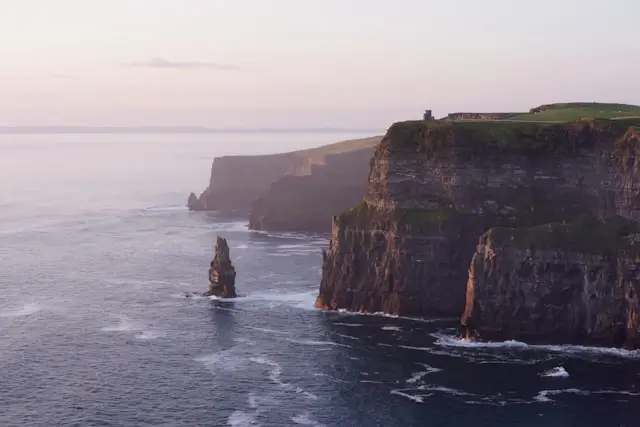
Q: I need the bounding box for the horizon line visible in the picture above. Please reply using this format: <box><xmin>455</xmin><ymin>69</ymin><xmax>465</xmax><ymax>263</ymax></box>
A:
<box><xmin>0</xmin><ymin>125</ymin><xmax>385</xmax><ymax>135</ymax></box>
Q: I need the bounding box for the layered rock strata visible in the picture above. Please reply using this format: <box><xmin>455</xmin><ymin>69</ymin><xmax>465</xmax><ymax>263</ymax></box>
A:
<box><xmin>187</xmin><ymin>136</ymin><xmax>381</xmax><ymax>217</ymax></box>
<box><xmin>461</xmin><ymin>216</ymin><xmax>640</xmax><ymax>348</ymax></box>
<box><xmin>248</xmin><ymin>148</ymin><xmax>375</xmax><ymax>232</ymax></box>
<box><xmin>206</xmin><ymin>236</ymin><xmax>237</xmax><ymax>298</ymax></box>
<box><xmin>317</xmin><ymin>119</ymin><xmax>640</xmax><ymax>329</ymax></box>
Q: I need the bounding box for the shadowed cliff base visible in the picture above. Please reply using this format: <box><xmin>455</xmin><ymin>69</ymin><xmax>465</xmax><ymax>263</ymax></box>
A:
<box><xmin>317</xmin><ymin>104</ymin><xmax>640</xmax><ymax>348</ymax></box>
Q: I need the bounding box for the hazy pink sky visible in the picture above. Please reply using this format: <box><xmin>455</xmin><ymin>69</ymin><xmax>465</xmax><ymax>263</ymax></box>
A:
<box><xmin>1</xmin><ymin>0</ymin><xmax>639</xmax><ymax>127</ymax></box>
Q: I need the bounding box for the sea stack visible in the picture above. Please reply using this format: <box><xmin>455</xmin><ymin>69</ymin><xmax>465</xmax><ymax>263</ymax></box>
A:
<box><xmin>206</xmin><ymin>236</ymin><xmax>237</xmax><ymax>298</ymax></box>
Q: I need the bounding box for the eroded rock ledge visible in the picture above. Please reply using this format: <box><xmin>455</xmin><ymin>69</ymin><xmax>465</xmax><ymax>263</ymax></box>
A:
<box><xmin>317</xmin><ymin>118</ymin><xmax>640</xmax><ymax>347</ymax></box>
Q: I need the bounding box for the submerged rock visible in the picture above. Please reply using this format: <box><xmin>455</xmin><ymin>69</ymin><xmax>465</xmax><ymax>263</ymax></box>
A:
<box><xmin>206</xmin><ymin>236</ymin><xmax>237</xmax><ymax>298</ymax></box>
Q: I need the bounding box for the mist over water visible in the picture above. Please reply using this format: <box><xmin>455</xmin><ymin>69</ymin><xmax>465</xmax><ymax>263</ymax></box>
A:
<box><xmin>1</xmin><ymin>133</ymin><xmax>639</xmax><ymax>427</ymax></box>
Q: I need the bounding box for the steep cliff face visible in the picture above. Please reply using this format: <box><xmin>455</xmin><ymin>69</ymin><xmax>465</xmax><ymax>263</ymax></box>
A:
<box><xmin>188</xmin><ymin>136</ymin><xmax>381</xmax><ymax>216</ymax></box>
<box><xmin>248</xmin><ymin>147</ymin><xmax>376</xmax><ymax>232</ymax></box>
<box><xmin>189</xmin><ymin>153</ymin><xmax>310</xmax><ymax>213</ymax></box>
<box><xmin>317</xmin><ymin>119</ymin><xmax>640</xmax><ymax>319</ymax></box>
<box><xmin>461</xmin><ymin>217</ymin><xmax>640</xmax><ymax>348</ymax></box>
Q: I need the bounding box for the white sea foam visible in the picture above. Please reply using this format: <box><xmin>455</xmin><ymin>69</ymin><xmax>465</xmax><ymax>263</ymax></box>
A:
<box><xmin>195</xmin><ymin>349</ymin><xmax>244</xmax><ymax>373</ymax></box>
<box><xmin>291</xmin><ymin>413</ymin><xmax>326</xmax><ymax>426</ymax></box>
<box><xmin>336</xmin><ymin>309</ymin><xmax>454</xmax><ymax>324</ymax></box>
<box><xmin>433</xmin><ymin>333</ymin><xmax>640</xmax><ymax>359</ymax></box>
<box><xmin>541</xmin><ymin>366</ymin><xmax>569</xmax><ymax>378</ymax></box>
<box><xmin>250</xmin><ymin>356</ymin><xmax>318</xmax><ymax>400</ymax></box>
<box><xmin>213</xmin><ymin>222</ymin><xmax>249</xmax><ymax>233</ymax></box>
<box><xmin>101</xmin><ymin>316</ymin><xmax>144</xmax><ymax>333</ymax></box>
<box><xmin>419</xmin><ymin>385</ymin><xmax>474</xmax><ymax>396</ymax></box>
<box><xmin>534</xmin><ymin>388</ymin><xmax>589</xmax><ymax>402</ymax></box>
<box><xmin>390</xmin><ymin>389</ymin><xmax>427</xmax><ymax>403</ymax></box>
<box><xmin>332</xmin><ymin>322</ymin><xmax>364</xmax><ymax>327</ymax></box>
<box><xmin>433</xmin><ymin>333</ymin><xmax>528</xmax><ymax>349</ymax></box>
<box><xmin>227</xmin><ymin>410</ymin><xmax>259</xmax><ymax>427</ymax></box>
<box><xmin>332</xmin><ymin>333</ymin><xmax>358</xmax><ymax>341</ymax></box>
<box><xmin>284</xmin><ymin>338</ymin><xmax>351</xmax><ymax>348</ymax></box>
<box><xmin>246</xmin><ymin>326</ymin><xmax>291</xmax><ymax>336</ymax></box>
<box><xmin>382</xmin><ymin>326</ymin><xmax>402</xmax><ymax>331</ymax></box>
<box><xmin>235</xmin><ymin>243</ymin><xmax>249</xmax><ymax>249</ymax></box>
<box><xmin>406</xmin><ymin>364</ymin><xmax>442</xmax><ymax>384</ymax></box>
<box><xmin>398</xmin><ymin>345</ymin><xmax>432</xmax><ymax>351</ymax></box>
<box><xmin>134</xmin><ymin>330</ymin><xmax>166</xmax><ymax>340</ymax></box>
<box><xmin>0</xmin><ymin>303</ymin><xmax>43</xmax><ymax>318</ymax></box>
<box><xmin>534</xmin><ymin>388</ymin><xmax>640</xmax><ymax>403</ymax></box>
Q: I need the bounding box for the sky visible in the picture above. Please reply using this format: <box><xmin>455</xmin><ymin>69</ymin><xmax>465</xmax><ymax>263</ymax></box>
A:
<box><xmin>1</xmin><ymin>0</ymin><xmax>639</xmax><ymax>128</ymax></box>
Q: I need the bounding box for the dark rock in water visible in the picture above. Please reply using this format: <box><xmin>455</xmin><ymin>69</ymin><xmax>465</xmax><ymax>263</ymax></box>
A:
<box><xmin>187</xmin><ymin>192</ymin><xmax>205</xmax><ymax>211</ymax></box>
<box><xmin>206</xmin><ymin>236</ymin><xmax>237</xmax><ymax>298</ymax></box>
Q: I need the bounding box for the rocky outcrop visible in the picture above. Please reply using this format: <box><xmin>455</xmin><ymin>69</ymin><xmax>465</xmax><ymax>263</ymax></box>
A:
<box><xmin>461</xmin><ymin>216</ymin><xmax>640</xmax><ymax>348</ymax></box>
<box><xmin>248</xmin><ymin>147</ymin><xmax>376</xmax><ymax>232</ymax></box>
<box><xmin>187</xmin><ymin>192</ymin><xmax>203</xmax><ymax>210</ymax></box>
<box><xmin>317</xmin><ymin>119</ymin><xmax>640</xmax><ymax>325</ymax></box>
<box><xmin>206</xmin><ymin>236</ymin><xmax>237</xmax><ymax>298</ymax></box>
<box><xmin>188</xmin><ymin>136</ymin><xmax>381</xmax><ymax>216</ymax></box>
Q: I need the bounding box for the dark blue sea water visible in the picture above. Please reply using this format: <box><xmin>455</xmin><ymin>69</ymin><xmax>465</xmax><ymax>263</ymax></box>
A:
<box><xmin>1</xmin><ymin>133</ymin><xmax>639</xmax><ymax>427</ymax></box>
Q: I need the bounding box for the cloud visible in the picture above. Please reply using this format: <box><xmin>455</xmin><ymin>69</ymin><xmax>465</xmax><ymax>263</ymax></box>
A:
<box><xmin>121</xmin><ymin>58</ymin><xmax>240</xmax><ymax>71</ymax></box>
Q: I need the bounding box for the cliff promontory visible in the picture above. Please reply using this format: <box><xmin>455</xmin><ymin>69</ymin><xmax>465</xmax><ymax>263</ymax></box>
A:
<box><xmin>248</xmin><ymin>147</ymin><xmax>376</xmax><ymax>232</ymax></box>
<box><xmin>188</xmin><ymin>136</ymin><xmax>381</xmax><ymax>231</ymax></box>
<box><xmin>316</xmin><ymin>115</ymin><xmax>640</xmax><ymax>347</ymax></box>
<box><xmin>461</xmin><ymin>215</ymin><xmax>640</xmax><ymax>348</ymax></box>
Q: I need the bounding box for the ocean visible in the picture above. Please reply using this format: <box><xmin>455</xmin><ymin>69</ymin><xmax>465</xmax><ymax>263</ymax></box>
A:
<box><xmin>1</xmin><ymin>132</ymin><xmax>639</xmax><ymax>427</ymax></box>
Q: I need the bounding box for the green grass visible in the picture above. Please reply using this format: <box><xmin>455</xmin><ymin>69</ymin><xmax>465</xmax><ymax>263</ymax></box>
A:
<box><xmin>300</xmin><ymin>136</ymin><xmax>382</xmax><ymax>163</ymax></box>
<box><xmin>485</xmin><ymin>215</ymin><xmax>640</xmax><ymax>255</ymax></box>
<box><xmin>338</xmin><ymin>201</ymin><xmax>458</xmax><ymax>228</ymax></box>
<box><xmin>509</xmin><ymin>102</ymin><xmax>640</xmax><ymax>122</ymax></box>
<box><xmin>386</xmin><ymin>120</ymin><xmax>592</xmax><ymax>155</ymax></box>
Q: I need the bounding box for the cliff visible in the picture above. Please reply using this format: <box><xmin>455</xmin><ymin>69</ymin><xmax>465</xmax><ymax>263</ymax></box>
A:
<box><xmin>461</xmin><ymin>216</ymin><xmax>640</xmax><ymax>348</ymax></box>
<box><xmin>188</xmin><ymin>136</ymin><xmax>381</xmax><ymax>215</ymax></box>
<box><xmin>248</xmin><ymin>147</ymin><xmax>376</xmax><ymax>232</ymax></box>
<box><xmin>317</xmin><ymin>118</ymin><xmax>640</xmax><ymax>332</ymax></box>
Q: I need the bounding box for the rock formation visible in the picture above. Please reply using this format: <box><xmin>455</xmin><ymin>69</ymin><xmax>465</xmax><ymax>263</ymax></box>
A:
<box><xmin>206</xmin><ymin>236</ymin><xmax>237</xmax><ymax>298</ymax></box>
<box><xmin>249</xmin><ymin>148</ymin><xmax>375</xmax><ymax>232</ymax></box>
<box><xmin>187</xmin><ymin>192</ymin><xmax>204</xmax><ymax>210</ymax></box>
<box><xmin>187</xmin><ymin>136</ymin><xmax>381</xmax><ymax>219</ymax></box>
<box><xmin>461</xmin><ymin>215</ymin><xmax>640</xmax><ymax>348</ymax></box>
<box><xmin>316</xmin><ymin>115</ymin><xmax>640</xmax><ymax>347</ymax></box>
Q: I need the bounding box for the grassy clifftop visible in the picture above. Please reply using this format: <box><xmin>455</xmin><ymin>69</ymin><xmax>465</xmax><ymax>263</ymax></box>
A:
<box><xmin>440</xmin><ymin>102</ymin><xmax>640</xmax><ymax>123</ymax></box>
<box><xmin>484</xmin><ymin>215</ymin><xmax>640</xmax><ymax>255</ymax></box>
<box><xmin>384</xmin><ymin>117</ymin><xmax>640</xmax><ymax>157</ymax></box>
<box><xmin>509</xmin><ymin>102</ymin><xmax>640</xmax><ymax>122</ymax></box>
